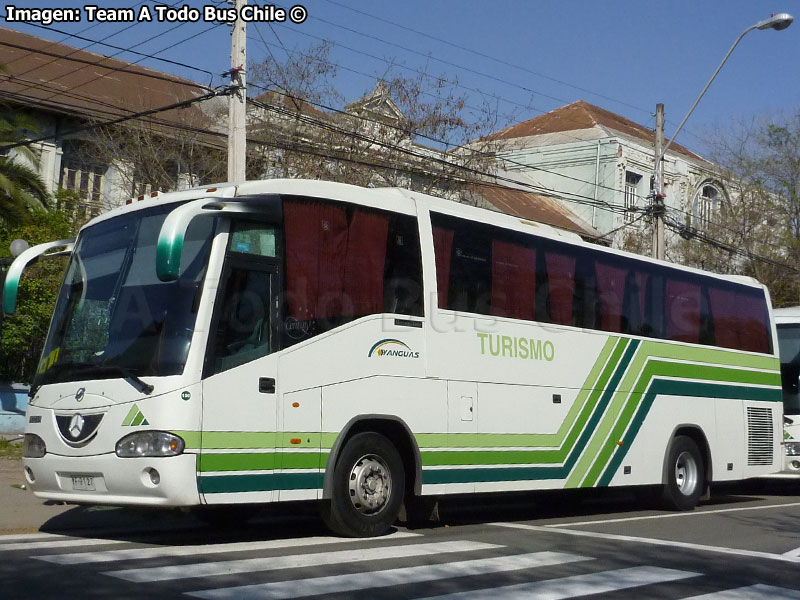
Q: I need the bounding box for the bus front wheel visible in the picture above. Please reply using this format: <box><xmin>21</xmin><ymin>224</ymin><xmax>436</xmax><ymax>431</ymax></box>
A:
<box><xmin>661</xmin><ymin>435</ymin><xmax>704</xmax><ymax>511</ymax></box>
<box><xmin>321</xmin><ymin>432</ymin><xmax>405</xmax><ymax>537</ymax></box>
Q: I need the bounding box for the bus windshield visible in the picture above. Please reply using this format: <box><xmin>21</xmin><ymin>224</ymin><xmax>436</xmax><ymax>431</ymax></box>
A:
<box><xmin>778</xmin><ymin>323</ymin><xmax>800</xmax><ymax>415</ymax></box>
<box><xmin>33</xmin><ymin>204</ymin><xmax>216</xmax><ymax>389</ymax></box>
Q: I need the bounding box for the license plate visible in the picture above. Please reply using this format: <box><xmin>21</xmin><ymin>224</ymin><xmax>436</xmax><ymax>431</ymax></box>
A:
<box><xmin>72</xmin><ymin>476</ymin><xmax>95</xmax><ymax>491</ymax></box>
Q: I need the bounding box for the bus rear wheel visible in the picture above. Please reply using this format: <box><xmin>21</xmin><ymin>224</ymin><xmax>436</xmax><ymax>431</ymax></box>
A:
<box><xmin>661</xmin><ymin>435</ymin><xmax>704</xmax><ymax>511</ymax></box>
<box><xmin>321</xmin><ymin>432</ymin><xmax>405</xmax><ymax>537</ymax></box>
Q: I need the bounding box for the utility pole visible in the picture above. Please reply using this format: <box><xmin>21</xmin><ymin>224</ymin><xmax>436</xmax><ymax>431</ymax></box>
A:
<box><xmin>228</xmin><ymin>0</ymin><xmax>247</xmax><ymax>182</ymax></box>
<box><xmin>652</xmin><ymin>103</ymin><xmax>665</xmax><ymax>260</ymax></box>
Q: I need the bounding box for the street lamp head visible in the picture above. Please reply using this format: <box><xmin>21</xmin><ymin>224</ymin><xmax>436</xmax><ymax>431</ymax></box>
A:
<box><xmin>9</xmin><ymin>239</ymin><xmax>28</xmax><ymax>258</ymax></box>
<box><xmin>756</xmin><ymin>13</ymin><xmax>793</xmax><ymax>31</ymax></box>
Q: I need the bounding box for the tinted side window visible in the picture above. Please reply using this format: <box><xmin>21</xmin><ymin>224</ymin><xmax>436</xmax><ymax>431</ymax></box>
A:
<box><xmin>429</xmin><ymin>211</ymin><xmax>772</xmax><ymax>354</ymax></box>
<box><xmin>282</xmin><ymin>198</ymin><xmax>422</xmax><ymax>345</ymax></box>
<box><xmin>707</xmin><ymin>284</ymin><xmax>771</xmax><ymax>353</ymax></box>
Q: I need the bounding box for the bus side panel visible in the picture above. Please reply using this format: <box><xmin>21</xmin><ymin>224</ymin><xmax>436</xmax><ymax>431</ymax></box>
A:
<box><xmin>606</xmin><ymin>396</ymin><xmax>716</xmax><ymax>487</ymax></box>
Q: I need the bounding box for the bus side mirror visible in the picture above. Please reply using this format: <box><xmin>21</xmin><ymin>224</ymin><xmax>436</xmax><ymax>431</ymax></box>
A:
<box><xmin>2</xmin><ymin>239</ymin><xmax>74</xmax><ymax>315</ymax></box>
<box><xmin>156</xmin><ymin>196</ymin><xmax>279</xmax><ymax>281</ymax></box>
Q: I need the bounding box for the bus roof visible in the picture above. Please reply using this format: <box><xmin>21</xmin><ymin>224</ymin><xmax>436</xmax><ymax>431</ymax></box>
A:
<box><xmin>775</xmin><ymin>306</ymin><xmax>800</xmax><ymax>323</ymax></box>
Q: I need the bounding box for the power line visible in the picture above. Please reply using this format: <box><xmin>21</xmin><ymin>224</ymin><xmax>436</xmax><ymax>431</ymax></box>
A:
<box><xmin>663</xmin><ymin>214</ymin><xmax>799</xmax><ymax>274</ymax></box>
<box><xmin>16</xmin><ymin>19</ymin><xmax>219</xmax><ymax>77</ymax></box>
<box><xmin>0</xmin><ymin>40</ymin><xmax>211</xmax><ymax>90</ymax></box>
<box><xmin>0</xmin><ymin>1</ymin><xmax>150</xmax><ymax>70</ymax></box>
<box><xmin>20</xmin><ymin>22</ymin><xmax>223</xmax><ymax>110</ymax></box>
<box><xmin>319</xmin><ymin>0</ymin><xmax>653</xmax><ymax>120</ymax></box>
<box><xmin>248</xmin><ymin>94</ymin><xmax>627</xmax><ymax>216</ymax></box>
<box><xmin>0</xmin><ymin>86</ymin><xmax>234</xmax><ymax>153</ymax></box>
<box><xmin>247</xmin><ymin>79</ymin><xmax>627</xmax><ymax>214</ymax></box>
<box><xmin>249</xmin><ymin>24</ymin><xmax>670</xmax><ymax>185</ymax></box>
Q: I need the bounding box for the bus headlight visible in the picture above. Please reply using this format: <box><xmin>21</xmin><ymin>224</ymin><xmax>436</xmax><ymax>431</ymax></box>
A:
<box><xmin>786</xmin><ymin>442</ymin><xmax>800</xmax><ymax>457</ymax></box>
<box><xmin>116</xmin><ymin>431</ymin><xmax>185</xmax><ymax>458</ymax></box>
<box><xmin>23</xmin><ymin>434</ymin><xmax>46</xmax><ymax>458</ymax></box>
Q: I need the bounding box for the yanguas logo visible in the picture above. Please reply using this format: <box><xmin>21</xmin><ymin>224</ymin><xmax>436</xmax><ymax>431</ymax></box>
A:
<box><xmin>368</xmin><ymin>339</ymin><xmax>420</xmax><ymax>359</ymax></box>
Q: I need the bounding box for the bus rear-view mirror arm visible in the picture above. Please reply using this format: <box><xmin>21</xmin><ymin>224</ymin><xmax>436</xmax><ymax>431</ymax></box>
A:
<box><xmin>156</xmin><ymin>196</ymin><xmax>277</xmax><ymax>282</ymax></box>
<box><xmin>2</xmin><ymin>239</ymin><xmax>75</xmax><ymax>315</ymax></box>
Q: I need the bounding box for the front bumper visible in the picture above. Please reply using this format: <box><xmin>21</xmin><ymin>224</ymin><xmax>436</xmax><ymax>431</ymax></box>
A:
<box><xmin>22</xmin><ymin>452</ymin><xmax>200</xmax><ymax>507</ymax></box>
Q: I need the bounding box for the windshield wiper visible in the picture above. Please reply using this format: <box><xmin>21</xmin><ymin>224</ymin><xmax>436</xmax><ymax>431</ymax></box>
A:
<box><xmin>31</xmin><ymin>362</ymin><xmax>154</xmax><ymax>395</ymax></box>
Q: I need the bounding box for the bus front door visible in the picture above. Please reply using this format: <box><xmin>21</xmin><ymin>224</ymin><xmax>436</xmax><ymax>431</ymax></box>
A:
<box><xmin>200</xmin><ymin>255</ymin><xmax>279</xmax><ymax>504</ymax></box>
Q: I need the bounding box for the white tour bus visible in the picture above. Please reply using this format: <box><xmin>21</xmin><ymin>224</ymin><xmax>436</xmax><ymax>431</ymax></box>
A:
<box><xmin>5</xmin><ymin>179</ymin><xmax>782</xmax><ymax>537</ymax></box>
<box><xmin>775</xmin><ymin>306</ymin><xmax>800</xmax><ymax>475</ymax></box>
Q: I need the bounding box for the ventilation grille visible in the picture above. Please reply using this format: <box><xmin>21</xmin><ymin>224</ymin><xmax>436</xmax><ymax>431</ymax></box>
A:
<box><xmin>747</xmin><ymin>407</ymin><xmax>774</xmax><ymax>466</ymax></box>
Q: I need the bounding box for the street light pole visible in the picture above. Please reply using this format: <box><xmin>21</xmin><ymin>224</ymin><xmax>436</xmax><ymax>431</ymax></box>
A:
<box><xmin>651</xmin><ymin>12</ymin><xmax>793</xmax><ymax>260</ymax></box>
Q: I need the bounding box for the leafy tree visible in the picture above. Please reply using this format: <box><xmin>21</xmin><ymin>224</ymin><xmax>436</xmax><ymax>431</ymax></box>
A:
<box><xmin>676</xmin><ymin>114</ymin><xmax>800</xmax><ymax>307</ymax></box>
<box><xmin>0</xmin><ymin>64</ymin><xmax>50</xmax><ymax>225</ymax></box>
<box><xmin>0</xmin><ymin>199</ymin><xmax>78</xmax><ymax>383</ymax></box>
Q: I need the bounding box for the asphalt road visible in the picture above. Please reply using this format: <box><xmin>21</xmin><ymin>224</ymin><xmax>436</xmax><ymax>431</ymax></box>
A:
<box><xmin>3</xmin><ymin>478</ymin><xmax>800</xmax><ymax>599</ymax></box>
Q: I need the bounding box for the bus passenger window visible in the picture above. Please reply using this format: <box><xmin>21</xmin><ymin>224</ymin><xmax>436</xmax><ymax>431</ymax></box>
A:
<box><xmin>283</xmin><ymin>198</ymin><xmax>420</xmax><ymax>346</ymax></box>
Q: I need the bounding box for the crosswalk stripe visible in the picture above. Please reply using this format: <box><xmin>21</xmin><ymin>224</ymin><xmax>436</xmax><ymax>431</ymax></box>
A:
<box><xmin>0</xmin><ymin>537</ymin><xmax>129</xmax><ymax>552</ymax></box>
<box><xmin>184</xmin><ymin>551</ymin><xmax>590</xmax><ymax>600</ymax></box>
<box><xmin>0</xmin><ymin>532</ymin><xmax>65</xmax><ymax>543</ymax></box>
<box><xmin>683</xmin><ymin>584</ymin><xmax>800</xmax><ymax>599</ymax></box>
<box><xmin>36</xmin><ymin>531</ymin><xmax>420</xmax><ymax>565</ymax></box>
<box><xmin>418</xmin><ymin>566</ymin><xmax>699</xmax><ymax>599</ymax></box>
<box><xmin>106</xmin><ymin>540</ymin><xmax>503</xmax><ymax>583</ymax></box>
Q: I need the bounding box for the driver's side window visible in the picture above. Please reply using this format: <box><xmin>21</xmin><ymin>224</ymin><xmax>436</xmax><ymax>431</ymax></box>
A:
<box><xmin>210</xmin><ymin>265</ymin><xmax>272</xmax><ymax>374</ymax></box>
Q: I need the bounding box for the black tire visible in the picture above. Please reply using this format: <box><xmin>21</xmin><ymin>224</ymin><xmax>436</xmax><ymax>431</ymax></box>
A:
<box><xmin>321</xmin><ymin>432</ymin><xmax>405</xmax><ymax>537</ymax></box>
<box><xmin>661</xmin><ymin>435</ymin><xmax>705</xmax><ymax>511</ymax></box>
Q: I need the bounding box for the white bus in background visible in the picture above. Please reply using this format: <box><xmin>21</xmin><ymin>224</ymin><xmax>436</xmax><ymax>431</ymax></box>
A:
<box><xmin>4</xmin><ymin>179</ymin><xmax>783</xmax><ymax>537</ymax></box>
<box><xmin>775</xmin><ymin>306</ymin><xmax>800</xmax><ymax>475</ymax></box>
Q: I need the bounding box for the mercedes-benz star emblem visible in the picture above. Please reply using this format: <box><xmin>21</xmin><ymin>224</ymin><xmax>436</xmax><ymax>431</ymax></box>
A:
<box><xmin>68</xmin><ymin>414</ymin><xmax>85</xmax><ymax>438</ymax></box>
<box><xmin>75</xmin><ymin>387</ymin><xmax>85</xmax><ymax>402</ymax></box>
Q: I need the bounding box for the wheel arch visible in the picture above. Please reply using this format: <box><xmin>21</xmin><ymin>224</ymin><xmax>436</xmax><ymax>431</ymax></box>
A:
<box><xmin>322</xmin><ymin>414</ymin><xmax>422</xmax><ymax>499</ymax></box>
<box><xmin>663</xmin><ymin>424</ymin><xmax>712</xmax><ymax>484</ymax></box>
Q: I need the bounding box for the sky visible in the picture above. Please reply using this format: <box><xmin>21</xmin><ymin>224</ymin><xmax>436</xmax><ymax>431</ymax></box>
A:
<box><xmin>3</xmin><ymin>1</ymin><xmax>799</xmax><ymax>156</ymax></box>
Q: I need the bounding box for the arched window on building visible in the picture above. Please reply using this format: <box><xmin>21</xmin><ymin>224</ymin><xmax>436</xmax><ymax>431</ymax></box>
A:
<box><xmin>691</xmin><ymin>182</ymin><xmax>725</xmax><ymax>229</ymax></box>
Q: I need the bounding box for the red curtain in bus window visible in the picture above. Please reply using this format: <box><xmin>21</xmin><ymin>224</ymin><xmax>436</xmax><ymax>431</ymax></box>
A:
<box><xmin>633</xmin><ymin>271</ymin><xmax>650</xmax><ymax>329</ymax></box>
<box><xmin>545</xmin><ymin>251</ymin><xmax>575</xmax><ymax>325</ymax></box>
<box><xmin>708</xmin><ymin>288</ymin><xmax>769</xmax><ymax>353</ymax></box>
<box><xmin>490</xmin><ymin>239</ymin><xmax>535</xmax><ymax>320</ymax></box>
<box><xmin>736</xmin><ymin>292</ymin><xmax>770</xmax><ymax>353</ymax></box>
<box><xmin>595</xmin><ymin>262</ymin><xmax>627</xmax><ymax>332</ymax></box>
<box><xmin>432</xmin><ymin>226</ymin><xmax>454</xmax><ymax>308</ymax></box>
<box><xmin>666</xmin><ymin>279</ymin><xmax>701</xmax><ymax>343</ymax></box>
<box><xmin>342</xmin><ymin>210</ymin><xmax>389</xmax><ymax>316</ymax></box>
<box><xmin>284</xmin><ymin>201</ymin><xmax>348</xmax><ymax>320</ymax></box>
<box><xmin>707</xmin><ymin>287</ymin><xmax>739</xmax><ymax>350</ymax></box>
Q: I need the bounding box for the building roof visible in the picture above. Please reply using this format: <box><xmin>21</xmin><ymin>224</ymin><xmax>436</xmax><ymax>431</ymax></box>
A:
<box><xmin>0</xmin><ymin>26</ymin><xmax>210</xmax><ymax>126</ymax></box>
<box><xmin>251</xmin><ymin>90</ymin><xmax>330</xmax><ymax>121</ymax></box>
<box><xmin>487</xmin><ymin>100</ymin><xmax>706</xmax><ymax>163</ymax></box>
<box><xmin>470</xmin><ymin>182</ymin><xmax>602</xmax><ymax>241</ymax></box>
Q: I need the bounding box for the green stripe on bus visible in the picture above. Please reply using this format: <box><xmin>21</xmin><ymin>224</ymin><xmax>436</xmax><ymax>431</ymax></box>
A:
<box><xmin>421</xmin><ymin>338</ymin><xmax>640</xmax><ymax>485</ymax></box>
<box><xmin>199</xmin><ymin>452</ymin><xmax>322</xmax><ymax>472</ymax></box>
<box><xmin>199</xmin><ymin>472</ymin><xmax>323</xmax><ymax>493</ymax></box>
<box><xmin>569</xmin><ymin>355</ymin><xmax>781</xmax><ymax>488</ymax></box>
<box><xmin>596</xmin><ymin>379</ymin><xmax>780</xmax><ymax>487</ymax></box>
<box><xmin>583</xmin><ymin>361</ymin><xmax>780</xmax><ymax>488</ymax></box>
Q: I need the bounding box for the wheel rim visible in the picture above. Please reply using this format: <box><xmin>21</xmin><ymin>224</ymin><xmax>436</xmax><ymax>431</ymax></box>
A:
<box><xmin>348</xmin><ymin>454</ymin><xmax>392</xmax><ymax>515</ymax></box>
<box><xmin>675</xmin><ymin>450</ymin><xmax>699</xmax><ymax>496</ymax></box>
